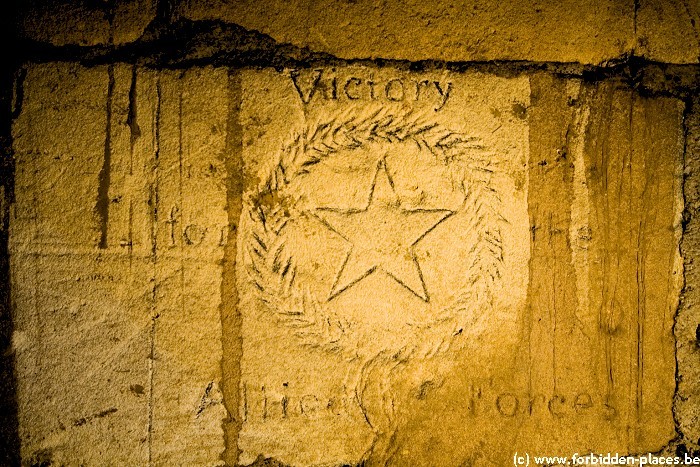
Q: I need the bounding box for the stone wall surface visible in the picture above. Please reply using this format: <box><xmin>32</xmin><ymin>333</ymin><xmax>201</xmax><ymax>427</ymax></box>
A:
<box><xmin>16</xmin><ymin>0</ymin><xmax>700</xmax><ymax>64</ymax></box>
<box><xmin>3</xmin><ymin>1</ymin><xmax>700</xmax><ymax>467</ymax></box>
<box><xmin>18</xmin><ymin>0</ymin><xmax>156</xmax><ymax>46</ymax></box>
<box><xmin>10</xmin><ymin>63</ymin><xmax>229</xmax><ymax>466</ymax></box>
<box><xmin>232</xmin><ymin>67</ymin><xmax>684</xmax><ymax>466</ymax></box>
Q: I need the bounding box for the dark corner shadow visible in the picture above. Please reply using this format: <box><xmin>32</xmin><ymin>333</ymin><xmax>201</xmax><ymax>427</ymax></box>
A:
<box><xmin>1</xmin><ymin>1</ymin><xmax>21</xmax><ymax>465</ymax></box>
<box><xmin>0</xmin><ymin>228</ymin><xmax>20</xmax><ymax>467</ymax></box>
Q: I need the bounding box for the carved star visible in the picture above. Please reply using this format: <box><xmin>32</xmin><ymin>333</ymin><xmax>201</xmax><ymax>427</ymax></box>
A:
<box><xmin>314</xmin><ymin>158</ymin><xmax>453</xmax><ymax>302</ymax></box>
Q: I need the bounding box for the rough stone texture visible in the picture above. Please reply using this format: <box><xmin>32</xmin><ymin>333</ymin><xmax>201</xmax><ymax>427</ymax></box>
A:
<box><xmin>10</xmin><ymin>63</ymin><xmax>227</xmax><ymax>465</ymax></box>
<box><xmin>175</xmin><ymin>0</ymin><xmax>700</xmax><ymax>65</ymax></box>
<box><xmin>637</xmin><ymin>0</ymin><xmax>700</xmax><ymax>64</ymax></box>
<box><xmin>16</xmin><ymin>0</ymin><xmax>700</xmax><ymax>65</ymax></box>
<box><xmin>176</xmin><ymin>0</ymin><xmax>637</xmax><ymax>64</ymax></box>
<box><xmin>6</xmin><ymin>2</ymin><xmax>700</xmax><ymax>467</ymax></box>
<box><xmin>18</xmin><ymin>0</ymin><xmax>156</xmax><ymax>46</ymax></box>
<box><xmin>11</xmin><ymin>63</ymin><xmax>149</xmax><ymax>465</ymax></box>
<box><xmin>148</xmin><ymin>67</ymin><xmax>229</xmax><ymax>466</ymax></box>
<box><xmin>229</xmin><ymin>68</ymin><xmax>683</xmax><ymax>466</ymax></box>
<box><xmin>7</xmin><ymin>61</ymin><xmax>691</xmax><ymax>465</ymax></box>
<box><xmin>235</xmin><ymin>67</ymin><xmax>530</xmax><ymax>466</ymax></box>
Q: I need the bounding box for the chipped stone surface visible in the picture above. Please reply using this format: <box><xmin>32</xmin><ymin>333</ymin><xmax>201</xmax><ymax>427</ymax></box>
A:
<box><xmin>231</xmin><ymin>68</ymin><xmax>684</xmax><ymax>465</ymax></box>
<box><xmin>679</xmin><ymin>97</ymin><xmax>700</xmax><ymax>449</ymax></box>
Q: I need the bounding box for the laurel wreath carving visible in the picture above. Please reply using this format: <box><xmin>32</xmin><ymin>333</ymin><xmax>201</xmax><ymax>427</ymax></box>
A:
<box><xmin>244</xmin><ymin>110</ymin><xmax>504</xmax><ymax>356</ymax></box>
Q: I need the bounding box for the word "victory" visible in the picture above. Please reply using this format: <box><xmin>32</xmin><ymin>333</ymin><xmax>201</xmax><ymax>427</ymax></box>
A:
<box><xmin>290</xmin><ymin>69</ymin><xmax>453</xmax><ymax>111</ymax></box>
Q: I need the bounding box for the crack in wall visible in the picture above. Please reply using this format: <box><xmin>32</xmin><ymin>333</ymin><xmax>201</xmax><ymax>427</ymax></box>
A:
<box><xmin>147</xmin><ymin>74</ymin><xmax>163</xmax><ymax>467</ymax></box>
<box><xmin>6</xmin><ymin>15</ymin><xmax>699</xmax><ymax>98</ymax></box>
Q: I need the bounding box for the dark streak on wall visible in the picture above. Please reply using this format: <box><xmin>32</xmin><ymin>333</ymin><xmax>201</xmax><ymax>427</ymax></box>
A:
<box><xmin>220</xmin><ymin>69</ymin><xmax>244</xmax><ymax>467</ymax></box>
<box><xmin>96</xmin><ymin>64</ymin><xmax>114</xmax><ymax>249</ymax></box>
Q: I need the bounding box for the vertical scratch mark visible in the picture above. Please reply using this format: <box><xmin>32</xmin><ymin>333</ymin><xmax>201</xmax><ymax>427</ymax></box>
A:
<box><xmin>262</xmin><ymin>385</ymin><xmax>267</xmax><ymax>420</ymax></box>
<box><xmin>126</xmin><ymin>66</ymin><xmax>138</xmax><ymax>274</ymax></box>
<box><xmin>96</xmin><ymin>65</ymin><xmax>115</xmax><ymax>249</ymax></box>
<box><xmin>128</xmin><ymin>199</ymin><xmax>133</xmax><ymax>269</ymax></box>
<box><xmin>632</xmin><ymin>97</ymin><xmax>641</xmax><ymax>448</ymax></box>
<box><xmin>147</xmin><ymin>74</ymin><xmax>162</xmax><ymax>467</ymax></box>
<box><xmin>628</xmin><ymin>93</ymin><xmax>643</xmax><ymax>448</ymax></box>
<box><xmin>550</xmin><ymin>212</ymin><xmax>558</xmax><ymax>394</ymax></box>
<box><xmin>147</xmin><ymin>317</ymin><xmax>156</xmax><ymax>467</ymax></box>
<box><xmin>242</xmin><ymin>383</ymin><xmax>248</xmax><ymax>422</ymax></box>
<box><xmin>636</xmin><ymin>218</ymin><xmax>645</xmax><ymax>435</ymax></box>
<box><xmin>127</xmin><ymin>65</ymin><xmax>141</xmax><ymax>176</ymax></box>
<box><xmin>178</xmin><ymin>86</ymin><xmax>185</xmax><ymax>327</ymax></box>
<box><xmin>633</xmin><ymin>97</ymin><xmax>652</xmax><ymax>446</ymax></box>
<box><xmin>126</xmin><ymin>66</ymin><xmax>138</xmax><ymax>267</ymax></box>
<box><xmin>599</xmin><ymin>86</ymin><xmax>615</xmax><ymax>405</ymax></box>
<box><xmin>524</xmin><ymin>78</ymin><xmax>534</xmax><ymax>403</ymax></box>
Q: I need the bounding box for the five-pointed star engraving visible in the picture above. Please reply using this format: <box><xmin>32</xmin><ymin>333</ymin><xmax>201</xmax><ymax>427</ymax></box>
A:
<box><xmin>313</xmin><ymin>158</ymin><xmax>453</xmax><ymax>302</ymax></box>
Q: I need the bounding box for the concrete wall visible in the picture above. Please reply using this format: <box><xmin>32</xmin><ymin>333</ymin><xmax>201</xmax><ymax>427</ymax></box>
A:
<box><xmin>3</xmin><ymin>1</ymin><xmax>700</xmax><ymax>466</ymax></box>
